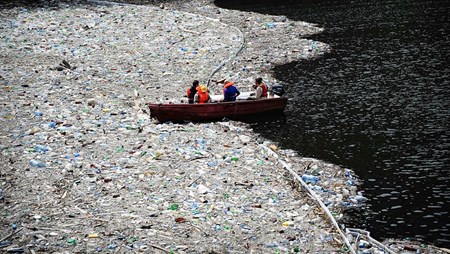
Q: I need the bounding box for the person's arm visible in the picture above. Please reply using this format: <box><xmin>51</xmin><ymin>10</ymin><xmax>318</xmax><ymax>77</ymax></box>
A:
<box><xmin>194</xmin><ymin>93</ymin><xmax>199</xmax><ymax>103</ymax></box>
<box><xmin>223</xmin><ymin>88</ymin><xmax>228</xmax><ymax>101</ymax></box>
<box><xmin>256</xmin><ymin>87</ymin><xmax>262</xmax><ymax>99</ymax></box>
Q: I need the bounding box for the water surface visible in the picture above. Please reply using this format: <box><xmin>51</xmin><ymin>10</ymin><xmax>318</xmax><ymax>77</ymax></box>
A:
<box><xmin>216</xmin><ymin>0</ymin><xmax>450</xmax><ymax>247</ymax></box>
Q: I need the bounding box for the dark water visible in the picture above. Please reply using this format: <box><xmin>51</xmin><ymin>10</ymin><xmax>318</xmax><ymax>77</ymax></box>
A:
<box><xmin>216</xmin><ymin>0</ymin><xmax>450</xmax><ymax>248</ymax></box>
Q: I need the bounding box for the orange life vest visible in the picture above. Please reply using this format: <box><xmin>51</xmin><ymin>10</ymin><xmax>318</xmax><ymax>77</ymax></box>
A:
<box><xmin>197</xmin><ymin>92</ymin><xmax>210</xmax><ymax>103</ymax></box>
<box><xmin>222</xmin><ymin>81</ymin><xmax>235</xmax><ymax>94</ymax></box>
<box><xmin>224</xmin><ymin>81</ymin><xmax>235</xmax><ymax>88</ymax></box>
<box><xmin>261</xmin><ymin>83</ymin><xmax>268</xmax><ymax>98</ymax></box>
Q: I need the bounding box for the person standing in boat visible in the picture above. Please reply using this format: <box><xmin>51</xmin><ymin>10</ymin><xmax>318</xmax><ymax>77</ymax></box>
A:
<box><xmin>254</xmin><ymin>77</ymin><xmax>268</xmax><ymax>99</ymax></box>
<box><xmin>186</xmin><ymin>80</ymin><xmax>199</xmax><ymax>104</ymax></box>
<box><xmin>222</xmin><ymin>80</ymin><xmax>240</xmax><ymax>101</ymax></box>
<box><xmin>194</xmin><ymin>85</ymin><xmax>211</xmax><ymax>104</ymax></box>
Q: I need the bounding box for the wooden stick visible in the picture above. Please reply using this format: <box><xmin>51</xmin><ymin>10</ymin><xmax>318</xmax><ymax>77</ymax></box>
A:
<box><xmin>187</xmin><ymin>175</ymin><xmax>202</xmax><ymax>187</ymax></box>
<box><xmin>189</xmin><ymin>222</ymin><xmax>209</xmax><ymax>236</ymax></box>
<box><xmin>0</xmin><ymin>227</ymin><xmax>23</xmax><ymax>242</ymax></box>
<box><xmin>149</xmin><ymin>243</ymin><xmax>171</xmax><ymax>253</ymax></box>
<box><xmin>26</xmin><ymin>226</ymin><xmax>72</xmax><ymax>233</ymax></box>
<box><xmin>114</xmin><ymin>245</ymin><xmax>122</xmax><ymax>254</ymax></box>
<box><xmin>60</xmin><ymin>190</ymin><xmax>67</xmax><ymax>199</ymax></box>
<box><xmin>181</xmin><ymin>28</ymin><xmax>200</xmax><ymax>35</ymax></box>
<box><xmin>190</xmin><ymin>156</ymin><xmax>207</xmax><ymax>161</ymax></box>
<box><xmin>87</xmin><ymin>217</ymin><xmax>110</xmax><ymax>223</ymax></box>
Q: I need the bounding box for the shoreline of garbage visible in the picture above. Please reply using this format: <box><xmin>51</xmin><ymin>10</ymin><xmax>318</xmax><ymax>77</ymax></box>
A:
<box><xmin>1</xmin><ymin>0</ymin><xmax>449</xmax><ymax>253</ymax></box>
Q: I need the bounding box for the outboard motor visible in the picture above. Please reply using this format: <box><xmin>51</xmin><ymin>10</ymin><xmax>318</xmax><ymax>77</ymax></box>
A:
<box><xmin>269</xmin><ymin>83</ymin><xmax>285</xmax><ymax>97</ymax></box>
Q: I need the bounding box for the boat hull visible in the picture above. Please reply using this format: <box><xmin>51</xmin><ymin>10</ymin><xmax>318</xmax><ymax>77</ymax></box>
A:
<box><xmin>148</xmin><ymin>97</ymin><xmax>288</xmax><ymax>123</ymax></box>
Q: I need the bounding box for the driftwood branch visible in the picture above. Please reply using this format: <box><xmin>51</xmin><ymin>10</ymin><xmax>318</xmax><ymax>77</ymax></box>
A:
<box><xmin>0</xmin><ymin>227</ymin><xmax>23</xmax><ymax>242</ymax></box>
<box><xmin>149</xmin><ymin>243</ymin><xmax>171</xmax><ymax>253</ymax></box>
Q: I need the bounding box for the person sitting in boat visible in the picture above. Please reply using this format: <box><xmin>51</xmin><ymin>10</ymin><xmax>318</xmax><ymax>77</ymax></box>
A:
<box><xmin>194</xmin><ymin>85</ymin><xmax>211</xmax><ymax>104</ymax></box>
<box><xmin>222</xmin><ymin>80</ymin><xmax>240</xmax><ymax>101</ymax></box>
<box><xmin>253</xmin><ymin>77</ymin><xmax>268</xmax><ymax>99</ymax></box>
<box><xmin>186</xmin><ymin>80</ymin><xmax>199</xmax><ymax>104</ymax></box>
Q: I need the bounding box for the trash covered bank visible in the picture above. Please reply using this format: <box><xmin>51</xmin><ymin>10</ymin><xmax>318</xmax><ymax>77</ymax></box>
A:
<box><xmin>1</xmin><ymin>1</ymin><xmax>444</xmax><ymax>253</ymax></box>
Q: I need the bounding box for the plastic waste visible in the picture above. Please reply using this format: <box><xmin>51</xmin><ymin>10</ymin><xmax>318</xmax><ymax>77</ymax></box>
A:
<box><xmin>67</xmin><ymin>238</ymin><xmax>77</xmax><ymax>245</ymax></box>
<box><xmin>0</xmin><ymin>241</ymin><xmax>12</xmax><ymax>248</ymax></box>
<box><xmin>168</xmin><ymin>204</ymin><xmax>179</xmax><ymax>211</ymax></box>
<box><xmin>301</xmin><ymin>174</ymin><xmax>319</xmax><ymax>184</ymax></box>
<box><xmin>34</xmin><ymin>145</ymin><xmax>49</xmax><ymax>153</ymax></box>
<box><xmin>207</xmin><ymin>161</ymin><xmax>217</xmax><ymax>167</ymax></box>
<box><xmin>265</xmin><ymin>242</ymin><xmax>279</xmax><ymax>248</ymax></box>
<box><xmin>0</xmin><ymin>3</ymin><xmax>367</xmax><ymax>253</ymax></box>
<box><xmin>358</xmin><ymin>240</ymin><xmax>371</xmax><ymax>248</ymax></box>
<box><xmin>29</xmin><ymin>159</ymin><xmax>46</xmax><ymax>168</ymax></box>
<box><xmin>5</xmin><ymin>247</ymin><xmax>24</xmax><ymax>253</ymax></box>
<box><xmin>265</xmin><ymin>22</ymin><xmax>276</xmax><ymax>29</ymax></box>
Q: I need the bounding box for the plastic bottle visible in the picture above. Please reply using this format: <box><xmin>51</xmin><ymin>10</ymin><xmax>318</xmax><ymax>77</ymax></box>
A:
<box><xmin>34</xmin><ymin>145</ymin><xmax>49</xmax><ymax>153</ymax></box>
<box><xmin>344</xmin><ymin>170</ymin><xmax>352</xmax><ymax>178</ymax></box>
<box><xmin>265</xmin><ymin>242</ymin><xmax>278</xmax><ymax>248</ymax></box>
<box><xmin>207</xmin><ymin>161</ymin><xmax>217</xmax><ymax>167</ymax></box>
<box><xmin>168</xmin><ymin>204</ymin><xmax>179</xmax><ymax>211</ymax></box>
<box><xmin>29</xmin><ymin>159</ymin><xmax>46</xmax><ymax>168</ymax></box>
<box><xmin>311</xmin><ymin>185</ymin><xmax>323</xmax><ymax>192</ymax></box>
<box><xmin>67</xmin><ymin>238</ymin><xmax>77</xmax><ymax>245</ymax></box>
<box><xmin>358</xmin><ymin>240</ymin><xmax>371</xmax><ymax>248</ymax></box>
<box><xmin>301</xmin><ymin>174</ymin><xmax>319</xmax><ymax>184</ymax></box>
<box><xmin>196</xmin><ymin>138</ymin><xmax>206</xmax><ymax>145</ymax></box>
<box><xmin>5</xmin><ymin>247</ymin><xmax>24</xmax><ymax>253</ymax></box>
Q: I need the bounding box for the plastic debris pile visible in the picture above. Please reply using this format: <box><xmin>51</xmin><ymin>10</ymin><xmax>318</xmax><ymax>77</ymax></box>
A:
<box><xmin>1</xmin><ymin>1</ymin><xmax>448</xmax><ymax>253</ymax></box>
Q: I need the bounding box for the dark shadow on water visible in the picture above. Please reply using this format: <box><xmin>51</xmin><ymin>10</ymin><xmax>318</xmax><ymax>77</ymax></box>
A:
<box><xmin>236</xmin><ymin>112</ymin><xmax>287</xmax><ymax>124</ymax></box>
<box><xmin>215</xmin><ymin>0</ymin><xmax>450</xmax><ymax>248</ymax></box>
<box><xmin>0</xmin><ymin>0</ymin><xmax>79</xmax><ymax>9</ymax></box>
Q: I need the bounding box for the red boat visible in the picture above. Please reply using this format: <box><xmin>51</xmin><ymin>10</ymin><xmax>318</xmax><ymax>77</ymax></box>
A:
<box><xmin>148</xmin><ymin>97</ymin><xmax>288</xmax><ymax>123</ymax></box>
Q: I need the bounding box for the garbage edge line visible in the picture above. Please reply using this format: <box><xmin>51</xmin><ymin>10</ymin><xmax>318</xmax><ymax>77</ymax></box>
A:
<box><xmin>259</xmin><ymin>143</ymin><xmax>357</xmax><ymax>254</ymax></box>
<box><xmin>261</xmin><ymin>143</ymin><xmax>398</xmax><ymax>254</ymax></box>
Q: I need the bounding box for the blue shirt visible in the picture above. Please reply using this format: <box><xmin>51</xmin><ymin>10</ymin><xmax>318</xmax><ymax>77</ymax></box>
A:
<box><xmin>223</xmin><ymin>85</ymin><xmax>240</xmax><ymax>101</ymax></box>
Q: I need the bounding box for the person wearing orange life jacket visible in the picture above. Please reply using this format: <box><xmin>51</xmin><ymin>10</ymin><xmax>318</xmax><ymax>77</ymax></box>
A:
<box><xmin>194</xmin><ymin>85</ymin><xmax>211</xmax><ymax>104</ymax></box>
<box><xmin>186</xmin><ymin>80</ymin><xmax>199</xmax><ymax>104</ymax></box>
<box><xmin>254</xmin><ymin>77</ymin><xmax>268</xmax><ymax>99</ymax></box>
